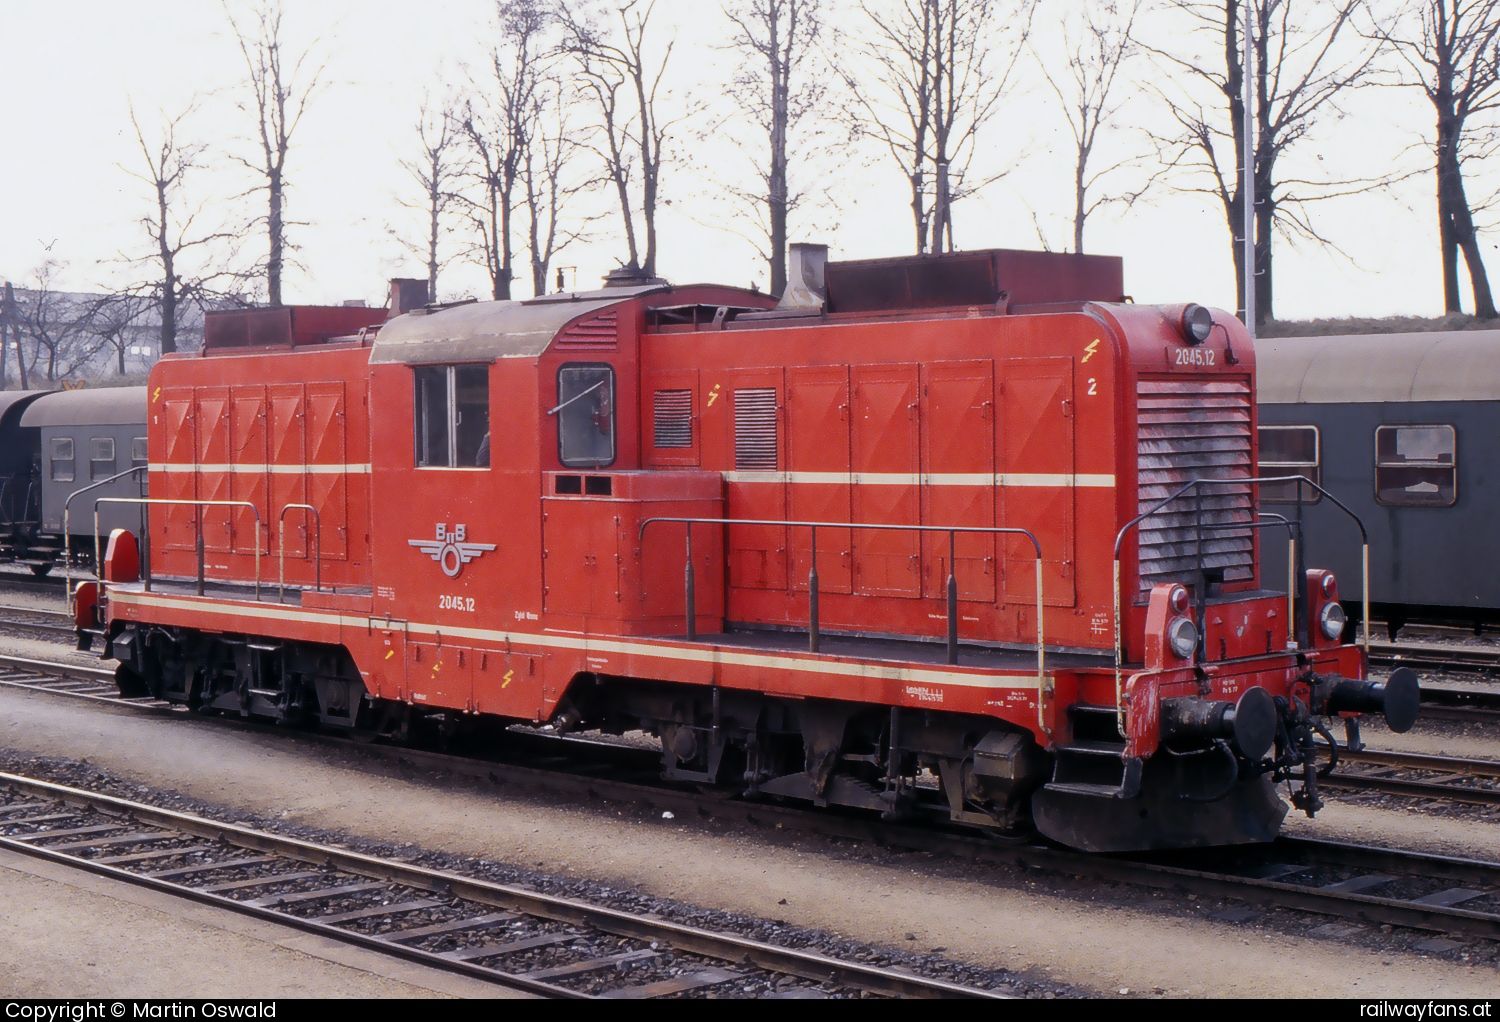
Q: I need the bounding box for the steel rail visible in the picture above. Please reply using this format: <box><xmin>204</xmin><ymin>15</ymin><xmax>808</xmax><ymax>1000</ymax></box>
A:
<box><xmin>7</xmin><ymin>653</ymin><xmax>1500</xmax><ymax>942</ymax></box>
<box><xmin>0</xmin><ymin>833</ymin><xmax>572</xmax><ymax>998</ymax></box>
<box><xmin>1328</xmin><ymin>745</ymin><xmax>1500</xmax><ymax>777</ymax></box>
<box><xmin>0</xmin><ymin>772</ymin><xmax>1008</xmax><ymax>1000</ymax></box>
<box><xmin>1320</xmin><ymin>771</ymin><xmax>1500</xmax><ymax>806</ymax></box>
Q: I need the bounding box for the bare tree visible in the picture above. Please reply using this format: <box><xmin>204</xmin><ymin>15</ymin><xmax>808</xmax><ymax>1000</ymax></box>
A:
<box><xmin>1375</xmin><ymin>0</ymin><xmax>1500</xmax><ymax>317</ymax></box>
<box><xmin>845</xmin><ymin>0</ymin><xmax>1035</xmax><ymax>254</ymax></box>
<box><xmin>521</xmin><ymin>75</ymin><xmax>595</xmax><ymax>295</ymax></box>
<box><xmin>122</xmin><ymin>103</ymin><xmax>239</xmax><ymax>355</ymax></box>
<box><xmin>225</xmin><ymin>0</ymin><xmax>324</xmax><ymax>307</ymax></box>
<box><xmin>396</xmin><ymin>97</ymin><xmax>464</xmax><ymax>301</ymax></box>
<box><xmin>0</xmin><ymin>283</ymin><xmax>21</xmax><ymax>389</ymax></box>
<box><xmin>14</xmin><ymin>260</ymin><xmax>96</xmax><ymax>384</ymax></box>
<box><xmin>460</xmin><ymin>0</ymin><xmax>555</xmax><ymax>301</ymax></box>
<box><xmin>84</xmin><ymin>294</ymin><xmax>152</xmax><ymax>376</ymax></box>
<box><xmin>1145</xmin><ymin>1</ymin><xmax>1381</xmax><ymax>324</ymax></box>
<box><xmin>558</xmin><ymin>0</ymin><xmax>681</xmax><ymax>277</ymax></box>
<box><xmin>724</xmin><ymin>0</ymin><xmax>828</xmax><ymax>295</ymax></box>
<box><xmin>1033</xmin><ymin>1</ymin><xmax>1151</xmax><ymax>254</ymax></box>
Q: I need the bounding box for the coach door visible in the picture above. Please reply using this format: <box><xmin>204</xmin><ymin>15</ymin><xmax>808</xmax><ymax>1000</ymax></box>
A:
<box><xmin>1000</xmin><ymin>358</ymin><xmax>1077</xmax><ymax>608</ymax></box>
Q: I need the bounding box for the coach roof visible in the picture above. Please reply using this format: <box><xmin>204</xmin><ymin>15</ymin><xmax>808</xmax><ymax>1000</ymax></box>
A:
<box><xmin>20</xmin><ymin>387</ymin><xmax>146</xmax><ymax>427</ymax></box>
<box><xmin>1256</xmin><ymin>331</ymin><xmax>1500</xmax><ymax>404</ymax></box>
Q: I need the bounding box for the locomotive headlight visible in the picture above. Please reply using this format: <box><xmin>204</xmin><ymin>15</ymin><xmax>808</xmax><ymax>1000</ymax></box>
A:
<box><xmin>1168</xmin><ymin>616</ymin><xmax>1198</xmax><ymax>659</ymax></box>
<box><xmin>1180</xmin><ymin>304</ymin><xmax>1213</xmax><ymax>345</ymax></box>
<box><xmin>1320</xmin><ymin>601</ymin><xmax>1346</xmax><ymax>641</ymax></box>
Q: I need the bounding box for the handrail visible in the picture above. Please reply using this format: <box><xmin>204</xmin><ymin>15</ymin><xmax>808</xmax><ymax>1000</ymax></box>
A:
<box><xmin>639</xmin><ymin>516</ymin><xmax>1050</xmax><ymax>733</ymax></box>
<box><xmin>93</xmin><ymin>497</ymin><xmax>263</xmax><ymax>602</ymax></box>
<box><xmin>61</xmin><ymin>466</ymin><xmax>149</xmax><ymax>607</ymax></box>
<box><xmin>1110</xmin><ymin>474</ymin><xmax>1370</xmax><ymax>736</ymax></box>
<box><xmin>277</xmin><ymin>504</ymin><xmax>322</xmax><ymax>603</ymax></box>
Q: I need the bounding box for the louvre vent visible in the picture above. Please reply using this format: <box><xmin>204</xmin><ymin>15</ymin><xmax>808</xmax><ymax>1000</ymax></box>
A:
<box><xmin>1136</xmin><ymin>378</ymin><xmax>1254</xmax><ymax>592</ymax></box>
<box><xmin>556</xmin><ymin>309</ymin><xmax>618</xmax><ymax>349</ymax></box>
<box><xmin>733</xmin><ymin>388</ymin><xmax>778</xmax><ymax>470</ymax></box>
<box><xmin>653</xmin><ymin>389</ymin><xmax>693</xmax><ymax>448</ymax></box>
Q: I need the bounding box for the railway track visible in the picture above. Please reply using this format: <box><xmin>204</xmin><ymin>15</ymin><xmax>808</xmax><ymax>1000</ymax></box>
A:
<box><xmin>1</xmin><ymin>653</ymin><xmax>1497</xmax><ymax>948</ymax></box>
<box><xmin>0</xmin><ymin>602</ymin><xmax>80</xmax><ymax>641</ymax></box>
<box><xmin>1370</xmin><ymin>638</ymin><xmax>1500</xmax><ymax>678</ymax></box>
<box><xmin>1318</xmin><ymin>745</ymin><xmax>1500</xmax><ymax>806</ymax></box>
<box><xmin>0</xmin><ymin>772</ymin><xmax>1006</xmax><ymax>999</ymax></box>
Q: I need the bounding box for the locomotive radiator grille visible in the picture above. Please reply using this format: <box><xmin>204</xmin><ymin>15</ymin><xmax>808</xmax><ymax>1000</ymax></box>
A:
<box><xmin>1136</xmin><ymin>378</ymin><xmax>1254</xmax><ymax>592</ymax></box>
<box><xmin>734</xmin><ymin>388</ymin><xmax>779</xmax><ymax>470</ymax></box>
<box><xmin>653</xmin><ymin>389</ymin><xmax>694</xmax><ymax>448</ymax></box>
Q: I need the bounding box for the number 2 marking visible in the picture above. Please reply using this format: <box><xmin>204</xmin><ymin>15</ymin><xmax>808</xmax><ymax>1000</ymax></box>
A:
<box><xmin>1087</xmin><ymin>378</ymin><xmax>1097</xmax><ymax>395</ymax></box>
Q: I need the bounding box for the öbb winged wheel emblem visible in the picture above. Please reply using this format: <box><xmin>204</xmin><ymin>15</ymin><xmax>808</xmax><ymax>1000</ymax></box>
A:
<box><xmin>410</xmin><ymin>523</ymin><xmax>496</xmax><ymax>578</ymax></box>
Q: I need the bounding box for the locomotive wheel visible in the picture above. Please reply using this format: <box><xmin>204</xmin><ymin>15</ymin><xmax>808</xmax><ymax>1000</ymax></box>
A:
<box><xmin>28</xmin><ymin>564</ymin><xmax>50</xmax><ymax>578</ymax></box>
<box><xmin>114</xmin><ymin>663</ymin><xmax>149</xmax><ymax>699</ymax></box>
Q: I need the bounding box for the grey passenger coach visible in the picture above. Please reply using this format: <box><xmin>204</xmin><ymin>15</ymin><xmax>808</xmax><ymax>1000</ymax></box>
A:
<box><xmin>1257</xmin><ymin>332</ymin><xmax>1499</xmax><ymax>634</ymax></box>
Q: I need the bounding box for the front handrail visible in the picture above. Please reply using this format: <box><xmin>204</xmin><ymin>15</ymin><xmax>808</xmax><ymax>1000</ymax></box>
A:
<box><xmin>1111</xmin><ymin>474</ymin><xmax>1370</xmax><ymax>736</ymax></box>
<box><xmin>277</xmin><ymin>504</ymin><xmax>322</xmax><ymax>603</ymax></box>
<box><xmin>639</xmin><ymin>516</ymin><xmax>1049</xmax><ymax>732</ymax></box>
<box><xmin>93</xmin><ymin>497</ymin><xmax>262</xmax><ymax>602</ymax></box>
<box><xmin>61</xmin><ymin>466</ymin><xmax>149</xmax><ymax>606</ymax></box>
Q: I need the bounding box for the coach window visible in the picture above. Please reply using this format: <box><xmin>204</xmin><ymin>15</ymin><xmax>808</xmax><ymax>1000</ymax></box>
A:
<box><xmin>554</xmin><ymin>363</ymin><xmax>616</xmax><ymax>467</ymax></box>
<box><xmin>133</xmin><ymin>437</ymin><xmax>149</xmax><ymax>496</ymax></box>
<box><xmin>90</xmin><ymin>437</ymin><xmax>116</xmax><ymax>480</ymax></box>
<box><xmin>415</xmin><ymin>364</ymin><xmax>491</xmax><ymax>468</ymax></box>
<box><xmin>1258</xmin><ymin>425</ymin><xmax>1320</xmax><ymax>503</ymax></box>
<box><xmin>1375</xmin><ymin>424</ymin><xmax>1456</xmax><ymax>506</ymax></box>
<box><xmin>49</xmin><ymin>438</ymin><xmax>74</xmax><ymax>483</ymax></box>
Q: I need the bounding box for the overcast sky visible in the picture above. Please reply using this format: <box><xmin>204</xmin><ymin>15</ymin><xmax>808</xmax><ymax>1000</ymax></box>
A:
<box><xmin>0</xmin><ymin>0</ymin><xmax>1472</xmax><ymax>324</ymax></box>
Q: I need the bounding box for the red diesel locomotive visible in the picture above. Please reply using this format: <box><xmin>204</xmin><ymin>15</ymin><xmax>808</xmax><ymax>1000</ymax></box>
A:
<box><xmin>78</xmin><ymin>245</ymin><xmax>1417</xmax><ymax>852</ymax></box>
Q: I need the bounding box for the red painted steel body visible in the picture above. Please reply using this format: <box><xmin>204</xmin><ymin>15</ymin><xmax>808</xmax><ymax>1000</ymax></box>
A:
<box><xmin>96</xmin><ymin>252</ymin><xmax>1373</xmax><ymax>850</ymax></box>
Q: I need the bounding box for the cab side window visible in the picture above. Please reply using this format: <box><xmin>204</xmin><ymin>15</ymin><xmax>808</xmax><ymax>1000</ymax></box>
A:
<box><xmin>415</xmin><ymin>364</ymin><xmax>490</xmax><ymax>468</ymax></box>
<box><xmin>555</xmin><ymin>363</ymin><xmax>616</xmax><ymax>468</ymax></box>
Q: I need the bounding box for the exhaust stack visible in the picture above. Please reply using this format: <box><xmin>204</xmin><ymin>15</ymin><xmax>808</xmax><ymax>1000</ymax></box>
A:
<box><xmin>778</xmin><ymin>243</ymin><xmax>828</xmax><ymax>309</ymax></box>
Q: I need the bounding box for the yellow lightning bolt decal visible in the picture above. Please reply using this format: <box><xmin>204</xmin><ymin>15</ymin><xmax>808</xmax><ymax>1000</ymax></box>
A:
<box><xmin>1082</xmin><ymin>339</ymin><xmax>1100</xmax><ymax>363</ymax></box>
<box><xmin>153</xmin><ymin>386</ymin><xmax>161</xmax><ymax>402</ymax></box>
<box><xmin>502</xmin><ymin>670</ymin><xmax>514</xmax><ymax>689</ymax></box>
<box><xmin>706</xmin><ymin>383</ymin><xmax>721</xmax><ymax>409</ymax></box>
<box><xmin>385</xmin><ymin>650</ymin><xmax>394</xmax><ymax>660</ymax></box>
